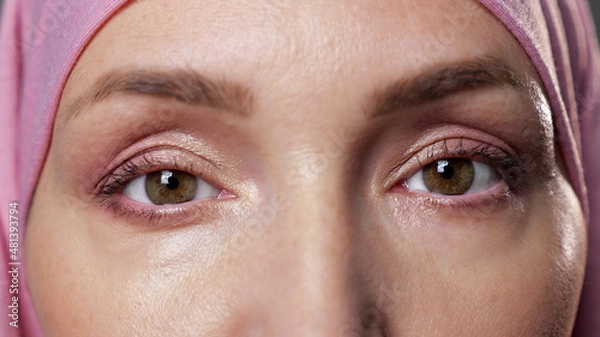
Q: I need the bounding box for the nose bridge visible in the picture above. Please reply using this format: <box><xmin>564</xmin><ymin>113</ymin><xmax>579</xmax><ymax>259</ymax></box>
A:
<box><xmin>261</xmin><ymin>149</ymin><xmax>360</xmax><ymax>336</ymax></box>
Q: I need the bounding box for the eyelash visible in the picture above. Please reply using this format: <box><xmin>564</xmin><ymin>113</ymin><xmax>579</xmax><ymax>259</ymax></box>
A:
<box><xmin>95</xmin><ymin>138</ymin><xmax>533</xmax><ymax>224</ymax></box>
<box><xmin>100</xmin><ymin>154</ymin><xmax>185</xmax><ymax>195</ymax></box>
<box><xmin>391</xmin><ymin>138</ymin><xmax>533</xmax><ymax>202</ymax></box>
<box><xmin>95</xmin><ymin>152</ymin><xmax>227</xmax><ymax>225</ymax></box>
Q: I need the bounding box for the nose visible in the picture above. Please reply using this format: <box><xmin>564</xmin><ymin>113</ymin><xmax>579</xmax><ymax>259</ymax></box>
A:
<box><xmin>266</xmin><ymin>197</ymin><xmax>354</xmax><ymax>336</ymax></box>
<box><xmin>235</xmin><ymin>153</ymin><xmax>382</xmax><ymax>337</ymax></box>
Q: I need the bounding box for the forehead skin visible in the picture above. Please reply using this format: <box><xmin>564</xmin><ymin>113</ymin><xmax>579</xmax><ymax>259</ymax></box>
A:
<box><xmin>60</xmin><ymin>0</ymin><xmax>536</xmax><ymax>126</ymax></box>
<box><xmin>26</xmin><ymin>0</ymin><xmax>586</xmax><ymax>336</ymax></box>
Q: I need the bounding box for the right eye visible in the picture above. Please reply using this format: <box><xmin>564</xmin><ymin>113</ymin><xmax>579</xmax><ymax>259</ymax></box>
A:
<box><xmin>123</xmin><ymin>170</ymin><xmax>221</xmax><ymax>205</ymax></box>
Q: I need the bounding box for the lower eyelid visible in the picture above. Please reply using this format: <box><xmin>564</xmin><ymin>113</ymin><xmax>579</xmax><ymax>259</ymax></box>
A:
<box><xmin>389</xmin><ymin>181</ymin><xmax>515</xmax><ymax>216</ymax></box>
<box><xmin>98</xmin><ymin>177</ymin><xmax>240</xmax><ymax>228</ymax></box>
<box><xmin>98</xmin><ymin>192</ymin><xmax>235</xmax><ymax>229</ymax></box>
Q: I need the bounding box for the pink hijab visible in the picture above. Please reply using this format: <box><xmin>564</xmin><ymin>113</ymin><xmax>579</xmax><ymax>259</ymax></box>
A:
<box><xmin>0</xmin><ymin>0</ymin><xmax>598</xmax><ymax>336</ymax></box>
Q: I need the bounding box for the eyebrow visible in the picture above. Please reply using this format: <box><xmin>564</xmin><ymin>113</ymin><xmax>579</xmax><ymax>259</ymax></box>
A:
<box><xmin>65</xmin><ymin>68</ymin><xmax>254</xmax><ymax>121</ymax></box>
<box><xmin>65</xmin><ymin>57</ymin><xmax>525</xmax><ymax>124</ymax></box>
<box><xmin>368</xmin><ymin>57</ymin><xmax>528</xmax><ymax>117</ymax></box>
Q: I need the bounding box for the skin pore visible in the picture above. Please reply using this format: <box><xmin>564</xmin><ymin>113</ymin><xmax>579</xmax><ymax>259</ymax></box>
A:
<box><xmin>26</xmin><ymin>0</ymin><xmax>586</xmax><ymax>336</ymax></box>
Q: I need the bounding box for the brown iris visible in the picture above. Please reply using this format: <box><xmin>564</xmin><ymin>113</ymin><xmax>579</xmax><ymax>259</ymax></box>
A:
<box><xmin>423</xmin><ymin>159</ymin><xmax>474</xmax><ymax>195</ymax></box>
<box><xmin>145</xmin><ymin>170</ymin><xmax>198</xmax><ymax>205</ymax></box>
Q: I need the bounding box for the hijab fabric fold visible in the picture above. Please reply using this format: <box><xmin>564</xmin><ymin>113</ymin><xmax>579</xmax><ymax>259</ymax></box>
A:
<box><xmin>0</xmin><ymin>0</ymin><xmax>598</xmax><ymax>335</ymax></box>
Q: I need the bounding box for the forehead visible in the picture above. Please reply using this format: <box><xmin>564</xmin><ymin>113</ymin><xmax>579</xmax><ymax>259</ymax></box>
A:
<box><xmin>64</xmin><ymin>0</ymin><xmax>531</xmax><ymax>97</ymax></box>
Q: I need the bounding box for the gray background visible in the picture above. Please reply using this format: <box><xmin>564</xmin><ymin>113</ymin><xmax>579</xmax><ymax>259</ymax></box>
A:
<box><xmin>0</xmin><ymin>1</ymin><xmax>599</xmax><ymax>42</ymax></box>
<box><xmin>591</xmin><ymin>0</ymin><xmax>600</xmax><ymax>40</ymax></box>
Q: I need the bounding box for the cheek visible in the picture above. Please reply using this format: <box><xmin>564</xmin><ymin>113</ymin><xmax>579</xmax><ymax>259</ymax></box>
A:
<box><xmin>25</xmin><ymin>144</ymin><xmax>586</xmax><ymax>337</ymax></box>
<box><xmin>25</xmin><ymin>159</ymin><xmax>226</xmax><ymax>336</ymax></box>
<box><xmin>26</xmin><ymin>147</ymin><xmax>259</xmax><ymax>337</ymax></box>
<box><xmin>26</xmin><ymin>156</ymin><xmax>121</xmax><ymax>337</ymax></box>
<box><xmin>527</xmin><ymin>175</ymin><xmax>587</xmax><ymax>335</ymax></box>
<box><xmin>367</xmin><ymin>177</ymin><xmax>586</xmax><ymax>336</ymax></box>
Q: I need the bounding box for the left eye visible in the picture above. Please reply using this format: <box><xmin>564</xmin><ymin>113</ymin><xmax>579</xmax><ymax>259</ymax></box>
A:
<box><xmin>404</xmin><ymin>158</ymin><xmax>500</xmax><ymax>195</ymax></box>
<box><xmin>123</xmin><ymin>170</ymin><xmax>221</xmax><ymax>205</ymax></box>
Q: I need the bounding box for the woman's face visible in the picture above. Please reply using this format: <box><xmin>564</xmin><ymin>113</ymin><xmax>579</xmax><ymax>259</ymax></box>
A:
<box><xmin>26</xmin><ymin>0</ymin><xmax>587</xmax><ymax>336</ymax></box>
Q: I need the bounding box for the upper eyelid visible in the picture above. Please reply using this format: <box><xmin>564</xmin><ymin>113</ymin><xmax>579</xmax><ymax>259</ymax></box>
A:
<box><xmin>97</xmin><ymin>151</ymin><xmax>219</xmax><ymax>196</ymax></box>
<box><xmin>391</xmin><ymin>138</ymin><xmax>505</xmax><ymax>172</ymax></box>
<box><xmin>384</xmin><ymin>138</ymin><xmax>522</xmax><ymax>189</ymax></box>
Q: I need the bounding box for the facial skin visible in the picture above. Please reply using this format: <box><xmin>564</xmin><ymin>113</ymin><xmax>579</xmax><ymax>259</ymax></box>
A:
<box><xmin>25</xmin><ymin>0</ymin><xmax>587</xmax><ymax>336</ymax></box>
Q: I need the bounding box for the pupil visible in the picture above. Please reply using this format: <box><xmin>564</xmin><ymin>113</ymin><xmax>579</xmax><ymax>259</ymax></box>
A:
<box><xmin>166</xmin><ymin>177</ymin><xmax>179</xmax><ymax>190</ymax></box>
<box><xmin>437</xmin><ymin>161</ymin><xmax>454</xmax><ymax>179</ymax></box>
